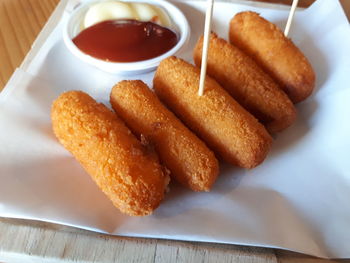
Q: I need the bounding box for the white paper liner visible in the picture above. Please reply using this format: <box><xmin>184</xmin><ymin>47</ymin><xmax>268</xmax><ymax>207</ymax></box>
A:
<box><xmin>1</xmin><ymin>0</ymin><xmax>350</xmax><ymax>258</ymax></box>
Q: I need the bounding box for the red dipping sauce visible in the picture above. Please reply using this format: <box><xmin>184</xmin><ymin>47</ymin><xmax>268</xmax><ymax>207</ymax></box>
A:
<box><xmin>73</xmin><ymin>19</ymin><xmax>179</xmax><ymax>62</ymax></box>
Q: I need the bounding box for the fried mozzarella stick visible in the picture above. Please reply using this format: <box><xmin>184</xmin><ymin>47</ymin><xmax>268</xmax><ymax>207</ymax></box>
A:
<box><xmin>229</xmin><ymin>11</ymin><xmax>315</xmax><ymax>103</ymax></box>
<box><xmin>51</xmin><ymin>91</ymin><xmax>169</xmax><ymax>216</ymax></box>
<box><xmin>153</xmin><ymin>57</ymin><xmax>272</xmax><ymax>169</ymax></box>
<box><xmin>110</xmin><ymin>80</ymin><xmax>219</xmax><ymax>191</ymax></box>
<box><xmin>194</xmin><ymin>33</ymin><xmax>296</xmax><ymax>133</ymax></box>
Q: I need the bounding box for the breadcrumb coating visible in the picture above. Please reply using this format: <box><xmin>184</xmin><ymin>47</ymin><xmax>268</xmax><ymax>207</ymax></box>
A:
<box><xmin>51</xmin><ymin>91</ymin><xmax>169</xmax><ymax>216</ymax></box>
<box><xmin>194</xmin><ymin>33</ymin><xmax>296</xmax><ymax>133</ymax></box>
<box><xmin>229</xmin><ymin>11</ymin><xmax>315</xmax><ymax>103</ymax></box>
<box><xmin>153</xmin><ymin>56</ymin><xmax>272</xmax><ymax>169</ymax></box>
<box><xmin>110</xmin><ymin>80</ymin><xmax>219</xmax><ymax>191</ymax></box>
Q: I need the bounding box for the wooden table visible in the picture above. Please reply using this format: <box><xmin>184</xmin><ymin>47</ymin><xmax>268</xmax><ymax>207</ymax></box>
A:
<box><xmin>0</xmin><ymin>0</ymin><xmax>349</xmax><ymax>262</ymax></box>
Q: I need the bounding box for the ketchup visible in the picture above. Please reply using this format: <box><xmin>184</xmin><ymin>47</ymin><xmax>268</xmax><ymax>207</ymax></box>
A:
<box><xmin>73</xmin><ymin>19</ymin><xmax>178</xmax><ymax>62</ymax></box>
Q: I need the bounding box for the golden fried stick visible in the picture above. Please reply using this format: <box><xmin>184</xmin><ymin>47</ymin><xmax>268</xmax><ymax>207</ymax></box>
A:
<box><xmin>153</xmin><ymin>56</ymin><xmax>272</xmax><ymax>169</ymax></box>
<box><xmin>51</xmin><ymin>91</ymin><xmax>169</xmax><ymax>216</ymax></box>
<box><xmin>194</xmin><ymin>33</ymin><xmax>296</xmax><ymax>133</ymax></box>
<box><xmin>110</xmin><ymin>80</ymin><xmax>219</xmax><ymax>191</ymax></box>
<box><xmin>229</xmin><ymin>11</ymin><xmax>315</xmax><ymax>103</ymax></box>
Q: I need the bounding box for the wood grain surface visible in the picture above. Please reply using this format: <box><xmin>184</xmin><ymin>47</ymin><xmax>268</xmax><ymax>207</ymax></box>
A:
<box><xmin>0</xmin><ymin>0</ymin><xmax>59</xmax><ymax>89</ymax></box>
<box><xmin>0</xmin><ymin>0</ymin><xmax>350</xmax><ymax>262</ymax></box>
<box><xmin>1</xmin><ymin>217</ymin><xmax>349</xmax><ymax>263</ymax></box>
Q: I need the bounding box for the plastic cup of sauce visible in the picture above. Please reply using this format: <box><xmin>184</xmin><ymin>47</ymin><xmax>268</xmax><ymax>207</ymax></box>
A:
<box><xmin>63</xmin><ymin>0</ymin><xmax>190</xmax><ymax>75</ymax></box>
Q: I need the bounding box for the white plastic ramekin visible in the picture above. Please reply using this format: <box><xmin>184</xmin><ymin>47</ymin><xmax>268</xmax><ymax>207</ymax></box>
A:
<box><xmin>63</xmin><ymin>0</ymin><xmax>190</xmax><ymax>75</ymax></box>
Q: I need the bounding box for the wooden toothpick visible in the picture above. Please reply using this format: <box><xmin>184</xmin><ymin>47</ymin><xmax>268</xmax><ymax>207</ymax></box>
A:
<box><xmin>198</xmin><ymin>0</ymin><xmax>214</xmax><ymax>96</ymax></box>
<box><xmin>284</xmin><ymin>0</ymin><xmax>299</xmax><ymax>37</ymax></box>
